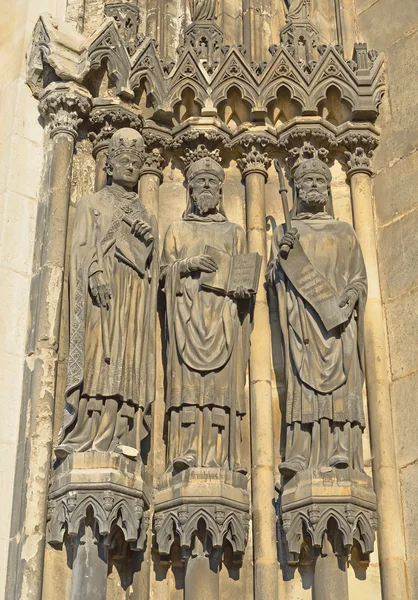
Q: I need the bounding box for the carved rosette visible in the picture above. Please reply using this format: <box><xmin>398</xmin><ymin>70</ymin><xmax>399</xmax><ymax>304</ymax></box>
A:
<box><xmin>339</xmin><ymin>131</ymin><xmax>379</xmax><ymax>177</ymax></box>
<box><xmin>39</xmin><ymin>82</ymin><xmax>92</xmax><ymax>140</ymax></box>
<box><xmin>89</xmin><ymin>102</ymin><xmax>144</xmax><ymax>158</ymax></box>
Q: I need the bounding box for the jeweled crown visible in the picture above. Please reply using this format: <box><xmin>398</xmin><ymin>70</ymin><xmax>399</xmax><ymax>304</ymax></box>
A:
<box><xmin>108</xmin><ymin>127</ymin><xmax>145</xmax><ymax>161</ymax></box>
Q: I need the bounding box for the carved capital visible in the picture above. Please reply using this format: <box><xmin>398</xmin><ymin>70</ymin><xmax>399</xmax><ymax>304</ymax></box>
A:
<box><xmin>39</xmin><ymin>83</ymin><xmax>92</xmax><ymax>140</ymax></box>
<box><xmin>141</xmin><ymin>148</ymin><xmax>165</xmax><ymax>180</ymax></box>
<box><xmin>278</xmin><ymin>125</ymin><xmax>337</xmax><ymax>174</ymax></box>
<box><xmin>238</xmin><ymin>146</ymin><xmax>271</xmax><ymax>179</ymax></box>
<box><xmin>89</xmin><ymin>102</ymin><xmax>144</xmax><ymax>157</ymax></box>
<box><xmin>339</xmin><ymin>132</ymin><xmax>379</xmax><ymax>177</ymax></box>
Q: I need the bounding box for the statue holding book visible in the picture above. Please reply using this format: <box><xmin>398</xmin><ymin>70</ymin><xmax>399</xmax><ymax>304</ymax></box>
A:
<box><xmin>161</xmin><ymin>157</ymin><xmax>260</xmax><ymax>473</ymax></box>
<box><xmin>267</xmin><ymin>158</ymin><xmax>367</xmax><ymax>478</ymax></box>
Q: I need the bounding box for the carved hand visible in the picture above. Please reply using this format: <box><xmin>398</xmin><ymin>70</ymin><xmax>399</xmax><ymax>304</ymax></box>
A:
<box><xmin>187</xmin><ymin>255</ymin><xmax>218</xmax><ymax>273</ymax></box>
<box><xmin>278</xmin><ymin>227</ymin><xmax>299</xmax><ymax>253</ymax></box>
<box><xmin>233</xmin><ymin>285</ymin><xmax>252</xmax><ymax>300</ymax></box>
<box><xmin>90</xmin><ymin>273</ymin><xmax>112</xmax><ymax>309</ymax></box>
<box><xmin>339</xmin><ymin>287</ymin><xmax>359</xmax><ymax>313</ymax></box>
<box><xmin>130</xmin><ymin>219</ymin><xmax>152</xmax><ymax>240</ymax></box>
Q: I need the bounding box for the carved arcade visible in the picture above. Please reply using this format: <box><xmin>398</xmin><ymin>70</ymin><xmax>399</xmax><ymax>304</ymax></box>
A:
<box><xmin>23</xmin><ymin>1</ymin><xmax>385</xmax><ymax>598</ymax></box>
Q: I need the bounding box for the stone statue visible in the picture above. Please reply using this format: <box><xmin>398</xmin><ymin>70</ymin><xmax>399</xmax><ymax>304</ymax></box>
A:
<box><xmin>56</xmin><ymin>128</ymin><xmax>158</xmax><ymax>459</ymax></box>
<box><xmin>267</xmin><ymin>158</ymin><xmax>367</xmax><ymax>477</ymax></box>
<box><xmin>189</xmin><ymin>0</ymin><xmax>216</xmax><ymax>21</ymax></box>
<box><xmin>285</xmin><ymin>0</ymin><xmax>310</xmax><ymax>22</ymax></box>
<box><xmin>161</xmin><ymin>157</ymin><xmax>253</xmax><ymax>473</ymax></box>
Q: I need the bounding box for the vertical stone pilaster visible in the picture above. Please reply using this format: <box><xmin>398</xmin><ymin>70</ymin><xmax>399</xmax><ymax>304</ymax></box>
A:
<box><xmin>238</xmin><ymin>145</ymin><xmax>278</xmax><ymax>600</ymax></box>
<box><xmin>340</xmin><ymin>128</ymin><xmax>409</xmax><ymax>600</ymax></box>
<box><xmin>6</xmin><ymin>82</ymin><xmax>91</xmax><ymax>600</ymax></box>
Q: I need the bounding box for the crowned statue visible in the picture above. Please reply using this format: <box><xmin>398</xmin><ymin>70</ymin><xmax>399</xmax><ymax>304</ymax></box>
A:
<box><xmin>55</xmin><ymin>128</ymin><xmax>158</xmax><ymax>459</ymax></box>
<box><xmin>268</xmin><ymin>158</ymin><xmax>367</xmax><ymax>477</ymax></box>
<box><xmin>161</xmin><ymin>157</ymin><xmax>255</xmax><ymax>473</ymax></box>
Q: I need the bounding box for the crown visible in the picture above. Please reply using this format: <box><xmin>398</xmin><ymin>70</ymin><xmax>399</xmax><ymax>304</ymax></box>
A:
<box><xmin>108</xmin><ymin>127</ymin><xmax>145</xmax><ymax>161</ymax></box>
<box><xmin>293</xmin><ymin>158</ymin><xmax>332</xmax><ymax>183</ymax></box>
<box><xmin>187</xmin><ymin>156</ymin><xmax>225</xmax><ymax>182</ymax></box>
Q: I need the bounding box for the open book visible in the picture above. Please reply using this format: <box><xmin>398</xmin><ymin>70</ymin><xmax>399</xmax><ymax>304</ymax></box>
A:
<box><xmin>200</xmin><ymin>245</ymin><xmax>262</xmax><ymax>295</ymax></box>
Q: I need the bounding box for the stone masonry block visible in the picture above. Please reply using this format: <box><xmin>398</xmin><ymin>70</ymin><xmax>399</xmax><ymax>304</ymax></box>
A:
<box><xmin>377</xmin><ymin>206</ymin><xmax>418</xmax><ymax>300</ymax></box>
<box><xmin>385</xmin><ymin>286</ymin><xmax>418</xmax><ymax>380</ymax></box>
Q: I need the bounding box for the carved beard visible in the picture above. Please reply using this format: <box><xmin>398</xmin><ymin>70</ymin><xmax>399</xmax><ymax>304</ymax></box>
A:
<box><xmin>298</xmin><ymin>188</ymin><xmax>328</xmax><ymax>207</ymax></box>
<box><xmin>193</xmin><ymin>191</ymin><xmax>219</xmax><ymax>214</ymax></box>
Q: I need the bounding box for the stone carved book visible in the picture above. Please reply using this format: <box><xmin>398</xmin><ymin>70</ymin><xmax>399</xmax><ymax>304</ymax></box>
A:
<box><xmin>200</xmin><ymin>245</ymin><xmax>262</xmax><ymax>295</ymax></box>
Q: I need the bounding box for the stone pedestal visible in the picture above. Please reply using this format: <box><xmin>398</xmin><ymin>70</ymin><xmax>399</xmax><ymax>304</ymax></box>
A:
<box><xmin>48</xmin><ymin>452</ymin><xmax>151</xmax><ymax>549</ymax></box>
<box><xmin>280</xmin><ymin>467</ymin><xmax>377</xmax><ymax>564</ymax></box>
<box><xmin>154</xmin><ymin>468</ymin><xmax>249</xmax><ymax>558</ymax></box>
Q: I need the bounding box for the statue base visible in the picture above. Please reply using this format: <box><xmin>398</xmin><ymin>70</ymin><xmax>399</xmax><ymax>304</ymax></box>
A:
<box><xmin>279</xmin><ymin>467</ymin><xmax>378</xmax><ymax>564</ymax></box>
<box><xmin>47</xmin><ymin>451</ymin><xmax>152</xmax><ymax>550</ymax></box>
<box><xmin>154</xmin><ymin>467</ymin><xmax>250</xmax><ymax>560</ymax></box>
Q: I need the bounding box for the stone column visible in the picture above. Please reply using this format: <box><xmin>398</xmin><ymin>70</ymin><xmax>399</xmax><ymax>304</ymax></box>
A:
<box><xmin>89</xmin><ymin>101</ymin><xmax>144</xmax><ymax>192</ymax></box>
<box><xmin>6</xmin><ymin>82</ymin><xmax>91</xmax><ymax>600</ymax></box>
<box><xmin>140</xmin><ymin>147</ymin><xmax>165</xmax><ymax>218</ymax></box>
<box><xmin>184</xmin><ymin>523</ymin><xmax>221</xmax><ymax>600</ymax></box>
<box><xmin>343</xmin><ymin>132</ymin><xmax>408</xmax><ymax>600</ymax></box>
<box><xmin>313</xmin><ymin>523</ymin><xmax>349</xmax><ymax>600</ymax></box>
<box><xmin>238</xmin><ymin>146</ymin><xmax>278</xmax><ymax>600</ymax></box>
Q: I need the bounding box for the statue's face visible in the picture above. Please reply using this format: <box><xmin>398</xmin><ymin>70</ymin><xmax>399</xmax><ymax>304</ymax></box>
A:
<box><xmin>109</xmin><ymin>151</ymin><xmax>143</xmax><ymax>189</ymax></box>
<box><xmin>298</xmin><ymin>172</ymin><xmax>329</xmax><ymax>207</ymax></box>
<box><xmin>191</xmin><ymin>174</ymin><xmax>221</xmax><ymax>215</ymax></box>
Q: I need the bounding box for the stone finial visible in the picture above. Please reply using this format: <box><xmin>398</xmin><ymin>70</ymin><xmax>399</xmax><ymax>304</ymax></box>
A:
<box><xmin>39</xmin><ymin>82</ymin><xmax>92</xmax><ymax>140</ymax></box>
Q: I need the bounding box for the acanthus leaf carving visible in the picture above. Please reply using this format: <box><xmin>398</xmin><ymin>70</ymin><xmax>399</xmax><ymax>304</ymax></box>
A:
<box><xmin>39</xmin><ymin>82</ymin><xmax>92</xmax><ymax>139</ymax></box>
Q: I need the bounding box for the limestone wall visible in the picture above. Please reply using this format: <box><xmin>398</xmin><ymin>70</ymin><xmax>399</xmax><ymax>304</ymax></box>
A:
<box><xmin>357</xmin><ymin>1</ymin><xmax>418</xmax><ymax>597</ymax></box>
<box><xmin>0</xmin><ymin>2</ymin><xmax>63</xmax><ymax>599</ymax></box>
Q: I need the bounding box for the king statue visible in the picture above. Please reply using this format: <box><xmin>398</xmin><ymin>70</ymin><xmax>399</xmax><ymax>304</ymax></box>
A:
<box><xmin>55</xmin><ymin>128</ymin><xmax>158</xmax><ymax>459</ymax></box>
<box><xmin>161</xmin><ymin>157</ymin><xmax>253</xmax><ymax>474</ymax></box>
<box><xmin>267</xmin><ymin>158</ymin><xmax>367</xmax><ymax>478</ymax></box>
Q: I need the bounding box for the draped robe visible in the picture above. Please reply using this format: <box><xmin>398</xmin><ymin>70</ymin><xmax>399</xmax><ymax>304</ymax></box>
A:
<box><xmin>161</xmin><ymin>214</ymin><xmax>252</xmax><ymax>471</ymax></box>
<box><xmin>267</xmin><ymin>213</ymin><xmax>367</xmax><ymax>472</ymax></box>
<box><xmin>56</xmin><ymin>186</ymin><xmax>158</xmax><ymax>456</ymax></box>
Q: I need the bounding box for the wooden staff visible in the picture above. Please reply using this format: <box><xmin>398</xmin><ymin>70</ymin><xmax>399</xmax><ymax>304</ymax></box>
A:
<box><xmin>93</xmin><ymin>214</ymin><xmax>111</xmax><ymax>363</ymax></box>
<box><xmin>273</xmin><ymin>159</ymin><xmax>292</xmax><ymax>258</ymax></box>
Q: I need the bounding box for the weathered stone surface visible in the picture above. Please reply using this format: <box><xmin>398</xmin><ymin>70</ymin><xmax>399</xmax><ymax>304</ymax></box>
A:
<box><xmin>374</xmin><ymin>149</ymin><xmax>418</xmax><ymax>227</ymax></box>
<box><xmin>400</xmin><ymin>461</ymin><xmax>418</xmax><ymax>559</ymax></box>
<box><xmin>385</xmin><ymin>287</ymin><xmax>418</xmax><ymax>380</ymax></box>
<box><xmin>377</xmin><ymin>207</ymin><xmax>418</xmax><ymax>301</ymax></box>
<box><xmin>357</xmin><ymin>0</ymin><xmax>418</xmax><ymax>50</ymax></box>
<box><xmin>391</xmin><ymin>370</ymin><xmax>418</xmax><ymax>470</ymax></box>
<box><xmin>373</xmin><ymin>28</ymin><xmax>418</xmax><ymax>171</ymax></box>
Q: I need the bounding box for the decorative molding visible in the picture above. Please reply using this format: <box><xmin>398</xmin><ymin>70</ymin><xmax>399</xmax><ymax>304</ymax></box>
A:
<box><xmin>38</xmin><ymin>82</ymin><xmax>92</xmax><ymax>140</ymax></box>
<box><xmin>154</xmin><ymin>468</ymin><xmax>250</xmax><ymax>561</ymax></box>
<box><xmin>338</xmin><ymin>130</ymin><xmax>379</xmax><ymax>177</ymax></box>
<box><xmin>89</xmin><ymin>100</ymin><xmax>144</xmax><ymax>157</ymax></box>
<box><xmin>47</xmin><ymin>453</ymin><xmax>152</xmax><ymax>552</ymax></box>
<box><xmin>28</xmin><ymin>15</ymin><xmax>385</xmax><ymax>126</ymax></box>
